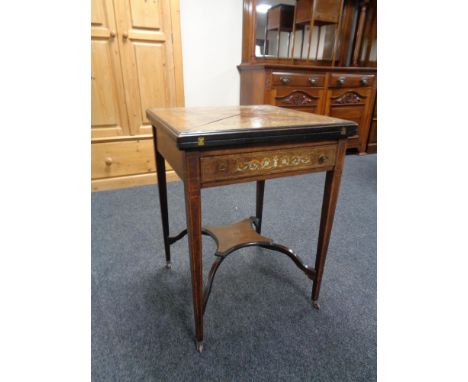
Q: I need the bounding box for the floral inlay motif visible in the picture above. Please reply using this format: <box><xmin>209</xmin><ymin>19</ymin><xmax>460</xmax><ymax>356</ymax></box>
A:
<box><xmin>236</xmin><ymin>154</ymin><xmax>312</xmax><ymax>172</ymax></box>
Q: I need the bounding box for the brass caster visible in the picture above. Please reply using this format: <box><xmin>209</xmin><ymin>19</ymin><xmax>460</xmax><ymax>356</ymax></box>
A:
<box><xmin>312</xmin><ymin>300</ymin><xmax>320</xmax><ymax>310</ymax></box>
<box><xmin>196</xmin><ymin>341</ymin><xmax>204</xmax><ymax>353</ymax></box>
<box><xmin>166</xmin><ymin>261</ymin><xmax>172</xmax><ymax>269</ymax></box>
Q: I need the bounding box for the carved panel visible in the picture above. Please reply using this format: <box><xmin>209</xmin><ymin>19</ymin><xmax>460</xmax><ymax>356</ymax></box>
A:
<box><xmin>331</xmin><ymin>91</ymin><xmax>366</xmax><ymax>105</ymax></box>
<box><xmin>276</xmin><ymin>91</ymin><xmax>319</xmax><ymax>106</ymax></box>
<box><xmin>200</xmin><ymin>145</ymin><xmax>337</xmax><ymax>184</ymax></box>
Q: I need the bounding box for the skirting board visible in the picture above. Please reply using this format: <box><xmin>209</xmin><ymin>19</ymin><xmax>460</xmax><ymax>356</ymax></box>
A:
<box><xmin>92</xmin><ymin>171</ymin><xmax>180</xmax><ymax>192</ymax></box>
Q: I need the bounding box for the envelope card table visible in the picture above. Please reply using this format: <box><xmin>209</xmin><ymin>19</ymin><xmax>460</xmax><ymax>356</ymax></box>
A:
<box><xmin>146</xmin><ymin>105</ymin><xmax>357</xmax><ymax>352</ymax></box>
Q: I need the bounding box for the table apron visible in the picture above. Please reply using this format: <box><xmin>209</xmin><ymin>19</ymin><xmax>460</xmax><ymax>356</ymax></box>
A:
<box><xmin>199</xmin><ymin>144</ymin><xmax>337</xmax><ymax>187</ymax></box>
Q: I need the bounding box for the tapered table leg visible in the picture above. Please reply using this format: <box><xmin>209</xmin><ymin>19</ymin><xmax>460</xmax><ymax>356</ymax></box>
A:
<box><xmin>312</xmin><ymin>138</ymin><xmax>347</xmax><ymax>309</ymax></box>
<box><xmin>255</xmin><ymin>180</ymin><xmax>265</xmax><ymax>233</ymax></box>
<box><xmin>184</xmin><ymin>152</ymin><xmax>204</xmax><ymax>352</ymax></box>
<box><xmin>152</xmin><ymin>126</ymin><xmax>171</xmax><ymax>268</ymax></box>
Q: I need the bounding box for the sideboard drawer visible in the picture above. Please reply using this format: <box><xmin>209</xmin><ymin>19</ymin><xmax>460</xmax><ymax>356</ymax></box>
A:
<box><xmin>328</xmin><ymin>73</ymin><xmax>375</xmax><ymax>88</ymax></box>
<box><xmin>272</xmin><ymin>72</ymin><xmax>326</xmax><ymax>87</ymax></box>
<box><xmin>200</xmin><ymin>144</ymin><xmax>337</xmax><ymax>184</ymax></box>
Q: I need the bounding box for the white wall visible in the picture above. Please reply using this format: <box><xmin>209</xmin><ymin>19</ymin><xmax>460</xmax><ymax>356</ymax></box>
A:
<box><xmin>179</xmin><ymin>0</ymin><xmax>243</xmax><ymax>107</ymax></box>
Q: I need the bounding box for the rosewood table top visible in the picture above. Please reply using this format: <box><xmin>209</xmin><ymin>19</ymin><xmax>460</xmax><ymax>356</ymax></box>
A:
<box><xmin>146</xmin><ymin>105</ymin><xmax>356</xmax><ymax>149</ymax></box>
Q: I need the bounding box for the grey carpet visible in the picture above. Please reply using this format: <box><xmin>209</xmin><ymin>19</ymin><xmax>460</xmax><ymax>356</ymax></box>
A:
<box><xmin>92</xmin><ymin>154</ymin><xmax>376</xmax><ymax>382</ymax></box>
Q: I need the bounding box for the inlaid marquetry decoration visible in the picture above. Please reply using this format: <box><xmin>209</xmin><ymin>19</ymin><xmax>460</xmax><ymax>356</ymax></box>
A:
<box><xmin>331</xmin><ymin>91</ymin><xmax>366</xmax><ymax>105</ymax></box>
<box><xmin>147</xmin><ymin>105</ymin><xmax>349</xmax><ymax>136</ymax></box>
<box><xmin>200</xmin><ymin>144</ymin><xmax>337</xmax><ymax>184</ymax></box>
<box><xmin>276</xmin><ymin>91</ymin><xmax>319</xmax><ymax>106</ymax></box>
<box><xmin>236</xmin><ymin>154</ymin><xmax>311</xmax><ymax>172</ymax></box>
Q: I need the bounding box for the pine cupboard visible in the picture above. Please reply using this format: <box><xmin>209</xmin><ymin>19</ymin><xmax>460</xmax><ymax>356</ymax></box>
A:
<box><xmin>91</xmin><ymin>0</ymin><xmax>184</xmax><ymax>191</ymax></box>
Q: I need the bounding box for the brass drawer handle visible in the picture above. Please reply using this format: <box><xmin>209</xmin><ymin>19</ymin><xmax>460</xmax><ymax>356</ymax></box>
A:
<box><xmin>308</xmin><ymin>77</ymin><xmax>318</xmax><ymax>85</ymax></box>
<box><xmin>360</xmin><ymin>77</ymin><xmax>369</xmax><ymax>86</ymax></box>
<box><xmin>280</xmin><ymin>77</ymin><xmax>290</xmax><ymax>85</ymax></box>
<box><xmin>318</xmin><ymin>154</ymin><xmax>328</xmax><ymax>164</ymax></box>
<box><xmin>337</xmin><ymin>76</ymin><xmax>346</xmax><ymax>86</ymax></box>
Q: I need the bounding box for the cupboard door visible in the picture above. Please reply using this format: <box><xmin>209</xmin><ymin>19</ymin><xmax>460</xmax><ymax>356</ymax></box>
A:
<box><xmin>324</xmin><ymin>87</ymin><xmax>372</xmax><ymax>151</ymax></box>
<box><xmin>91</xmin><ymin>0</ymin><xmax>130</xmax><ymax>139</ymax></box>
<box><xmin>114</xmin><ymin>0</ymin><xmax>184</xmax><ymax>136</ymax></box>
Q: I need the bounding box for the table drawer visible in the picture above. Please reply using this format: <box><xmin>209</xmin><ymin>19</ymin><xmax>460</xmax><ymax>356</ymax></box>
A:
<box><xmin>272</xmin><ymin>72</ymin><xmax>326</xmax><ymax>87</ymax></box>
<box><xmin>328</xmin><ymin>73</ymin><xmax>375</xmax><ymax>88</ymax></box>
<box><xmin>200</xmin><ymin>144</ymin><xmax>336</xmax><ymax>184</ymax></box>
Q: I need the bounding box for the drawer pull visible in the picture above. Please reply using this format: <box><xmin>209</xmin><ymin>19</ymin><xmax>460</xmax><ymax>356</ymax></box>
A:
<box><xmin>337</xmin><ymin>76</ymin><xmax>346</xmax><ymax>86</ymax></box>
<box><xmin>105</xmin><ymin>157</ymin><xmax>113</xmax><ymax>166</ymax></box>
<box><xmin>318</xmin><ymin>154</ymin><xmax>328</xmax><ymax>164</ymax></box>
<box><xmin>109</xmin><ymin>31</ymin><xmax>116</xmax><ymax>38</ymax></box>
<box><xmin>280</xmin><ymin>77</ymin><xmax>290</xmax><ymax>85</ymax></box>
<box><xmin>308</xmin><ymin>77</ymin><xmax>318</xmax><ymax>85</ymax></box>
<box><xmin>360</xmin><ymin>77</ymin><xmax>369</xmax><ymax>86</ymax></box>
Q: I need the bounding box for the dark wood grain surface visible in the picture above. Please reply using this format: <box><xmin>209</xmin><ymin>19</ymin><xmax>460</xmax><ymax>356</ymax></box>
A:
<box><xmin>146</xmin><ymin>105</ymin><xmax>357</xmax><ymax>149</ymax></box>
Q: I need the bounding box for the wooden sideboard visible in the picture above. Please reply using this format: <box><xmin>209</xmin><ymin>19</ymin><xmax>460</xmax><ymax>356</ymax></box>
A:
<box><xmin>238</xmin><ymin>0</ymin><xmax>377</xmax><ymax>154</ymax></box>
<box><xmin>239</xmin><ymin>63</ymin><xmax>376</xmax><ymax>153</ymax></box>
